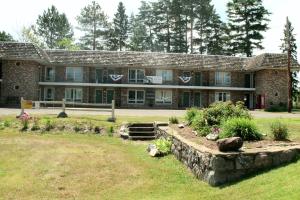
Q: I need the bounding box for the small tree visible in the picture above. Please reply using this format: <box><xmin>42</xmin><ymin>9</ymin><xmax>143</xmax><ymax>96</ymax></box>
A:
<box><xmin>20</xmin><ymin>26</ymin><xmax>45</xmax><ymax>48</ymax></box>
<box><xmin>0</xmin><ymin>31</ymin><xmax>14</xmax><ymax>41</ymax></box>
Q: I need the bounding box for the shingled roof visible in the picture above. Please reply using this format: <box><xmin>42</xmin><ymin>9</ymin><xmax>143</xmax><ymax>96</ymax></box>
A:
<box><xmin>0</xmin><ymin>42</ymin><xmax>299</xmax><ymax>71</ymax></box>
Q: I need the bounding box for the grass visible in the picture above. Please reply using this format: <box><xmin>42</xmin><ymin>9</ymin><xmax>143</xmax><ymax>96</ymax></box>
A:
<box><xmin>0</xmin><ymin>114</ymin><xmax>300</xmax><ymax>199</ymax></box>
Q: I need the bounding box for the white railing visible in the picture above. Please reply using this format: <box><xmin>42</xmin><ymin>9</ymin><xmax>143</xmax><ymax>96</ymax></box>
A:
<box><xmin>21</xmin><ymin>97</ymin><xmax>116</xmax><ymax>120</ymax></box>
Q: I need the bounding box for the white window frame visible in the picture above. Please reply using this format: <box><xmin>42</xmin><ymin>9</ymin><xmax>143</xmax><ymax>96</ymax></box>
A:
<box><xmin>215</xmin><ymin>92</ymin><xmax>231</xmax><ymax>102</ymax></box>
<box><xmin>45</xmin><ymin>67</ymin><xmax>55</xmax><ymax>81</ymax></box>
<box><xmin>215</xmin><ymin>72</ymin><xmax>231</xmax><ymax>86</ymax></box>
<box><xmin>128</xmin><ymin>90</ymin><xmax>145</xmax><ymax>104</ymax></box>
<box><xmin>156</xmin><ymin>69</ymin><xmax>173</xmax><ymax>82</ymax></box>
<box><xmin>65</xmin><ymin>88</ymin><xmax>83</xmax><ymax>102</ymax></box>
<box><xmin>155</xmin><ymin>90</ymin><xmax>172</xmax><ymax>105</ymax></box>
<box><xmin>44</xmin><ymin>87</ymin><xmax>55</xmax><ymax>101</ymax></box>
<box><xmin>128</xmin><ymin>69</ymin><xmax>145</xmax><ymax>83</ymax></box>
<box><xmin>66</xmin><ymin>67</ymin><xmax>83</xmax><ymax>82</ymax></box>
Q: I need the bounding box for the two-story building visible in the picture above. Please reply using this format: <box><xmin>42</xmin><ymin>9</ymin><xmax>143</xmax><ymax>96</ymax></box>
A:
<box><xmin>0</xmin><ymin>42</ymin><xmax>299</xmax><ymax>109</ymax></box>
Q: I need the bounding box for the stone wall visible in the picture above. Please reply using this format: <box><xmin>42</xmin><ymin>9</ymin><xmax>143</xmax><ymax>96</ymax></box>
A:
<box><xmin>157</xmin><ymin>127</ymin><xmax>300</xmax><ymax>186</ymax></box>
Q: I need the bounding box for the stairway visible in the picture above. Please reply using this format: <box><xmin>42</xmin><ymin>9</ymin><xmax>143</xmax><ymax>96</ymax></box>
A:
<box><xmin>128</xmin><ymin>123</ymin><xmax>156</xmax><ymax>139</ymax></box>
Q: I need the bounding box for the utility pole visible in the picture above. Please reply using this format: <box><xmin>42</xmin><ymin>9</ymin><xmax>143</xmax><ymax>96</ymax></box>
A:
<box><xmin>287</xmin><ymin>18</ymin><xmax>292</xmax><ymax>113</ymax></box>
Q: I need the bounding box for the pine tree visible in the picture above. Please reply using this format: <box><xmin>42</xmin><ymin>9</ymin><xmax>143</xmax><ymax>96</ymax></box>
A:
<box><xmin>36</xmin><ymin>5</ymin><xmax>73</xmax><ymax>49</ymax></box>
<box><xmin>152</xmin><ymin>0</ymin><xmax>172</xmax><ymax>52</ymax></box>
<box><xmin>0</xmin><ymin>31</ymin><xmax>14</xmax><ymax>41</ymax></box>
<box><xmin>128</xmin><ymin>14</ymin><xmax>148</xmax><ymax>51</ymax></box>
<box><xmin>110</xmin><ymin>2</ymin><xmax>129</xmax><ymax>51</ymax></box>
<box><xmin>226</xmin><ymin>0</ymin><xmax>270</xmax><ymax>57</ymax></box>
<box><xmin>76</xmin><ymin>1</ymin><xmax>109</xmax><ymax>50</ymax></box>
<box><xmin>170</xmin><ymin>0</ymin><xmax>187</xmax><ymax>53</ymax></box>
<box><xmin>280</xmin><ymin>17</ymin><xmax>299</xmax><ymax>102</ymax></box>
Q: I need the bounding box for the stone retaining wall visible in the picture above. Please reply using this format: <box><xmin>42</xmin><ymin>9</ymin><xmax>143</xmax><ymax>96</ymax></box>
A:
<box><xmin>157</xmin><ymin>127</ymin><xmax>300</xmax><ymax>186</ymax></box>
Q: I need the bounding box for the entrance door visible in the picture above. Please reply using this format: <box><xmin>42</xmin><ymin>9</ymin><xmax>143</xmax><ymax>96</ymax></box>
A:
<box><xmin>244</xmin><ymin>94</ymin><xmax>250</xmax><ymax>109</ymax></box>
<box><xmin>95</xmin><ymin>90</ymin><xmax>103</xmax><ymax>103</ymax></box>
<box><xmin>194</xmin><ymin>92</ymin><xmax>201</xmax><ymax>107</ymax></box>
<box><xmin>245</xmin><ymin>74</ymin><xmax>251</xmax><ymax>88</ymax></box>
<box><xmin>107</xmin><ymin>90</ymin><xmax>114</xmax><ymax>104</ymax></box>
<box><xmin>195</xmin><ymin>72</ymin><xmax>201</xmax><ymax>86</ymax></box>
<box><xmin>182</xmin><ymin>92</ymin><xmax>190</xmax><ymax>107</ymax></box>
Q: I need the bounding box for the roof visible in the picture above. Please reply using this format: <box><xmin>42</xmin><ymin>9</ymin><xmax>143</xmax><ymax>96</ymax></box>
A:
<box><xmin>0</xmin><ymin>42</ymin><xmax>299</xmax><ymax>71</ymax></box>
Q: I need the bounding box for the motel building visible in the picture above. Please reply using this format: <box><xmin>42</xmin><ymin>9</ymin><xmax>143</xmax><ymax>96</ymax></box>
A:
<box><xmin>0</xmin><ymin>42</ymin><xmax>299</xmax><ymax>109</ymax></box>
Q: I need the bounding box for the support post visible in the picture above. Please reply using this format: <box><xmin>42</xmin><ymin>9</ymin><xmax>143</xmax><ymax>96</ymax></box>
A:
<box><xmin>62</xmin><ymin>98</ymin><xmax>66</xmax><ymax>113</ymax></box>
<box><xmin>111</xmin><ymin>100</ymin><xmax>115</xmax><ymax>120</ymax></box>
<box><xmin>20</xmin><ymin>97</ymin><xmax>24</xmax><ymax>115</ymax></box>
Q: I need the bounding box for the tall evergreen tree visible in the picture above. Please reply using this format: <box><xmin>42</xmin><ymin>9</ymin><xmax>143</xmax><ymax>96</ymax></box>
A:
<box><xmin>0</xmin><ymin>31</ymin><xmax>14</xmax><ymax>41</ymax></box>
<box><xmin>36</xmin><ymin>5</ymin><xmax>73</xmax><ymax>49</ymax></box>
<box><xmin>128</xmin><ymin>14</ymin><xmax>148</xmax><ymax>51</ymax></box>
<box><xmin>226</xmin><ymin>0</ymin><xmax>270</xmax><ymax>57</ymax></box>
<box><xmin>76</xmin><ymin>1</ymin><xmax>109</xmax><ymax>50</ymax></box>
<box><xmin>170</xmin><ymin>0</ymin><xmax>187</xmax><ymax>53</ymax></box>
<box><xmin>280</xmin><ymin>17</ymin><xmax>299</xmax><ymax>102</ymax></box>
<box><xmin>110</xmin><ymin>2</ymin><xmax>129</xmax><ymax>51</ymax></box>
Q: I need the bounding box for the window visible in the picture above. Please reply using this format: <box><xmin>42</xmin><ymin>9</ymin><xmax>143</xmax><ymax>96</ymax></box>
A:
<box><xmin>155</xmin><ymin>90</ymin><xmax>172</xmax><ymax>104</ymax></box>
<box><xmin>44</xmin><ymin>87</ymin><xmax>54</xmax><ymax>101</ymax></box>
<box><xmin>215</xmin><ymin>72</ymin><xmax>231</xmax><ymax>86</ymax></box>
<box><xmin>0</xmin><ymin>61</ymin><xmax>2</xmax><ymax>79</ymax></box>
<box><xmin>66</xmin><ymin>67</ymin><xmax>83</xmax><ymax>82</ymax></box>
<box><xmin>95</xmin><ymin>68</ymin><xmax>103</xmax><ymax>83</ymax></box>
<box><xmin>65</xmin><ymin>88</ymin><xmax>82</xmax><ymax>102</ymax></box>
<box><xmin>128</xmin><ymin>90</ymin><xmax>145</xmax><ymax>104</ymax></box>
<box><xmin>215</xmin><ymin>92</ymin><xmax>230</xmax><ymax>102</ymax></box>
<box><xmin>156</xmin><ymin>70</ymin><xmax>173</xmax><ymax>81</ymax></box>
<box><xmin>45</xmin><ymin>67</ymin><xmax>55</xmax><ymax>81</ymax></box>
<box><xmin>129</xmin><ymin>69</ymin><xmax>144</xmax><ymax>83</ymax></box>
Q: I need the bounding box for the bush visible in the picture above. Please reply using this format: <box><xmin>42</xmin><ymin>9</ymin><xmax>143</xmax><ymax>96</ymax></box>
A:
<box><xmin>44</xmin><ymin>118</ymin><xmax>55</xmax><ymax>131</ymax></box>
<box><xmin>265</xmin><ymin>103</ymin><xmax>287</xmax><ymax>112</ymax></box>
<box><xmin>169</xmin><ymin>116</ymin><xmax>179</xmax><ymax>124</ymax></box>
<box><xmin>185</xmin><ymin>107</ymin><xmax>201</xmax><ymax>125</ymax></box>
<box><xmin>190</xmin><ymin>101</ymin><xmax>252</xmax><ymax>136</ymax></box>
<box><xmin>220</xmin><ymin>117</ymin><xmax>262</xmax><ymax>141</ymax></box>
<box><xmin>107</xmin><ymin>126</ymin><xmax>114</xmax><ymax>137</ymax></box>
<box><xmin>31</xmin><ymin>118</ymin><xmax>40</xmax><ymax>131</ymax></box>
<box><xmin>270</xmin><ymin>121</ymin><xmax>289</xmax><ymax>140</ymax></box>
<box><xmin>154</xmin><ymin>138</ymin><xmax>172</xmax><ymax>154</ymax></box>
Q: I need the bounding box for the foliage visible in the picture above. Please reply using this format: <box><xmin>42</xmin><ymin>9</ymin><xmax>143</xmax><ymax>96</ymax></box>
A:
<box><xmin>154</xmin><ymin>138</ymin><xmax>172</xmax><ymax>154</ymax></box>
<box><xmin>128</xmin><ymin>14</ymin><xmax>149</xmax><ymax>51</ymax></box>
<box><xmin>76</xmin><ymin>1</ymin><xmax>109</xmax><ymax>50</ymax></box>
<box><xmin>19</xmin><ymin>112</ymin><xmax>31</xmax><ymax>131</ymax></box>
<box><xmin>226</xmin><ymin>0</ymin><xmax>270</xmax><ymax>57</ymax></box>
<box><xmin>44</xmin><ymin>118</ymin><xmax>55</xmax><ymax>131</ymax></box>
<box><xmin>20</xmin><ymin>26</ymin><xmax>45</xmax><ymax>48</ymax></box>
<box><xmin>185</xmin><ymin>107</ymin><xmax>201</xmax><ymax>125</ymax></box>
<box><xmin>191</xmin><ymin>101</ymin><xmax>251</xmax><ymax>136</ymax></box>
<box><xmin>107</xmin><ymin>126</ymin><xmax>114</xmax><ymax>137</ymax></box>
<box><xmin>36</xmin><ymin>5</ymin><xmax>73</xmax><ymax>48</ymax></box>
<box><xmin>270</xmin><ymin>121</ymin><xmax>289</xmax><ymax>141</ymax></box>
<box><xmin>265</xmin><ymin>103</ymin><xmax>287</xmax><ymax>112</ymax></box>
<box><xmin>56</xmin><ymin>38</ymin><xmax>80</xmax><ymax>50</ymax></box>
<box><xmin>169</xmin><ymin>116</ymin><xmax>179</xmax><ymax>124</ymax></box>
<box><xmin>220</xmin><ymin>117</ymin><xmax>262</xmax><ymax>141</ymax></box>
<box><xmin>31</xmin><ymin>118</ymin><xmax>40</xmax><ymax>131</ymax></box>
<box><xmin>0</xmin><ymin>31</ymin><xmax>14</xmax><ymax>41</ymax></box>
<box><xmin>280</xmin><ymin>17</ymin><xmax>299</xmax><ymax>102</ymax></box>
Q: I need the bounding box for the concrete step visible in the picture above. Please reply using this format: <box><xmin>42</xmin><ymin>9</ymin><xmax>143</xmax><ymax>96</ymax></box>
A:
<box><xmin>129</xmin><ymin>135</ymin><xmax>156</xmax><ymax>140</ymax></box>
<box><xmin>129</xmin><ymin>127</ymin><xmax>155</xmax><ymax>132</ymax></box>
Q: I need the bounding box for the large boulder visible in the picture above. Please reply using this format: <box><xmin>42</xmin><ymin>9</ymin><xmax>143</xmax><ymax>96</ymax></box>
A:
<box><xmin>57</xmin><ymin>111</ymin><xmax>68</xmax><ymax>118</ymax></box>
<box><xmin>147</xmin><ymin>144</ymin><xmax>160</xmax><ymax>157</ymax></box>
<box><xmin>206</xmin><ymin>133</ymin><xmax>219</xmax><ymax>141</ymax></box>
<box><xmin>217</xmin><ymin>137</ymin><xmax>243</xmax><ymax>152</ymax></box>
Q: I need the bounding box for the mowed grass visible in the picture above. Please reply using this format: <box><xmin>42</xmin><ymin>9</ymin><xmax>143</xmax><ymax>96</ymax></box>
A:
<box><xmin>0</xmin><ymin>114</ymin><xmax>300</xmax><ymax>199</ymax></box>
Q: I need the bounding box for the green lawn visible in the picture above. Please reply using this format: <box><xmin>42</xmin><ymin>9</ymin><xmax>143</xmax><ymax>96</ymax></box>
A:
<box><xmin>0</xmin><ymin>115</ymin><xmax>300</xmax><ymax>199</ymax></box>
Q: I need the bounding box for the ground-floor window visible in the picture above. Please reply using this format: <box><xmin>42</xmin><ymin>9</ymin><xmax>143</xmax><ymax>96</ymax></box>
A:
<box><xmin>215</xmin><ymin>92</ymin><xmax>230</xmax><ymax>102</ymax></box>
<box><xmin>65</xmin><ymin>88</ymin><xmax>82</xmax><ymax>102</ymax></box>
<box><xmin>128</xmin><ymin>90</ymin><xmax>145</xmax><ymax>104</ymax></box>
<box><xmin>44</xmin><ymin>87</ymin><xmax>54</xmax><ymax>101</ymax></box>
<box><xmin>155</xmin><ymin>90</ymin><xmax>172</xmax><ymax>104</ymax></box>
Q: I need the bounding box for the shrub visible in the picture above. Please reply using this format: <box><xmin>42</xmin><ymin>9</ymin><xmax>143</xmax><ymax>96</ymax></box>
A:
<box><xmin>190</xmin><ymin>101</ymin><xmax>252</xmax><ymax>136</ymax></box>
<box><xmin>169</xmin><ymin>116</ymin><xmax>179</xmax><ymax>124</ymax></box>
<box><xmin>73</xmin><ymin>124</ymin><xmax>82</xmax><ymax>132</ymax></box>
<box><xmin>107</xmin><ymin>126</ymin><xmax>114</xmax><ymax>137</ymax></box>
<box><xmin>3</xmin><ymin>120</ymin><xmax>11</xmax><ymax>128</ymax></box>
<box><xmin>44</xmin><ymin>118</ymin><xmax>55</xmax><ymax>131</ymax></box>
<box><xmin>31</xmin><ymin>118</ymin><xmax>40</xmax><ymax>131</ymax></box>
<box><xmin>185</xmin><ymin>107</ymin><xmax>201</xmax><ymax>125</ymax></box>
<box><xmin>270</xmin><ymin>121</ymin><xmax>289</xmax><ymax>140</ymax></box>
<box><xmin>154</xmin><ymin>138</ymin><xmax>172</xmax><ymax>154</ymax></box>
<box><xmin>220</xmin><ymin>117</ymin><xmax>262</xmax><ymax>141</ymax></box>
<box><xmin>265</xmin><ymin>103</ymin><xmax>287</xmax><ymax>112</ymax></box>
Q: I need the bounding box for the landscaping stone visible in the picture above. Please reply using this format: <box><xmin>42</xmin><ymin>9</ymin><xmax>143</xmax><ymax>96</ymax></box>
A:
<box><xmin>206</xmin><ymin>133</ymin><xmax>219</xmax><ymax>141</ymax></box>
<box><xmin>94</xmin><ymin>126</ymin><xmax>102</xmax><ymax>134</ymax></box>
<box><xmin>147</xmin><ymin>144</ymin><xmax>160</xmax><ymax>157</ymax></box>
<box><xmin>217</xmin><ymin>137</ymin><xmax>243</xmax><ymax>152</ymax></box>
<box><xmin>57</xmin><ymin>111</ymin><xmax>68</xmax><ymax>118</ymax></box>
<box><xmin>178</xmin><ymin>124</ymin><xmax>185</xmax><ymax>128</ymax></box>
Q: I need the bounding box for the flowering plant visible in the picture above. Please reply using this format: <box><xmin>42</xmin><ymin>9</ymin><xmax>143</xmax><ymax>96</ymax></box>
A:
<box><xmin>19</xmin><ymin>112</ymin><xmax>31</xmax><ymax>131</ymax></box>
<box><xmin>211</xmin><ymin>125</ymin><xmax>221</xmax><ymax>135</ymax></box>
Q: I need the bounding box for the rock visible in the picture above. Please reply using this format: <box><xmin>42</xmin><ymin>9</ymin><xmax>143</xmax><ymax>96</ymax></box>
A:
<box><xmin>206</xmin><ymin>133</ymin><xmax>219</xmax><ymax>141</ymax></box>
<box><xmin>94</xmin><ymin>126</ymin><xmax>102</xmax><ymax>134</ymax></box>
<box><xmin>192</xmin><ymin>131</ymin><xmax>198</xmax><ymax>136</ymax></box>
<box><xmin>178</xmin><ymin>124</ymin><xmax>185</xmax><ymax>128</ymax></box>
<box><xmin>147</xmin><ymin>144</ymin><xmax>160</xmax><ymax>157</ymax></box>
<box><xmin>57</xmin><ymin>111</ymin><xmax>68</xmax><ymax>118</ymax></box>
<box><xmin>217</xmin><ymin>137</ymin><xmax>243</xmax><ymax>152</ymax></box>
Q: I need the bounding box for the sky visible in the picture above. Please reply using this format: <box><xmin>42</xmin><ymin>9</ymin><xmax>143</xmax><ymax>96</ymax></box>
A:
<box><xmin>0</xmin><ymin>0</ymin><xmax>300</xmax><ymax>59</ymax></box>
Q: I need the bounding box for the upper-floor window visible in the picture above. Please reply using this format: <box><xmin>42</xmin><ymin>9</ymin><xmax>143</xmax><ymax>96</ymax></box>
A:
<box><xmin>215</xmin><ymin>72</ymin><xmax>231</xmax><ymax>86</ymax></box>
<box><xmin>65</xmin><ymin>88</ymin><xmax>82</xmax><ymax>102</ymax></box>
<box><xmin>66</xmin><ymin>67</ymin><xmax>83</xmax><ymax>82</ymax></box>
<box><xmin>156</xmin><ymin>70</ymin><xmax>173</xmax><ymax>81</ymax></box>
<box><xmin>129</xmin><ymin>69</ymin><xmax>144</xmax><ymax>83</ymax></box>
<box><xmin>45</xmin><ymin>67</ymin><xmax>55</xmax><ymax>81</ymax></box>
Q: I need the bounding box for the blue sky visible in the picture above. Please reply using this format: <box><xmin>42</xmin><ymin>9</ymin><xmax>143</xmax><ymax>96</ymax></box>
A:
<box><xmin>0</xmin><ymin>0</ymin><xmax>299</xmax><ymax>59</ymax></box>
